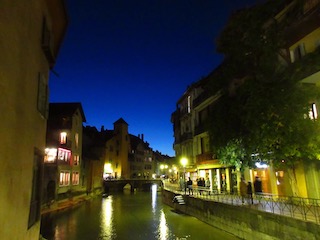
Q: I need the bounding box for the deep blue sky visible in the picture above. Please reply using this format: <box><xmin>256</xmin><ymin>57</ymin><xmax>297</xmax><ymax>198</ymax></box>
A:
<box><xmin>50</xmin><ymin>0</ymin><xmax>257</xmax><ymax>157</ymax></box>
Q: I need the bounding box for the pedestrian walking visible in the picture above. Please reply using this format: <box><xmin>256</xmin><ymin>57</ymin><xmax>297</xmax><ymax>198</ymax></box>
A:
<box><xmin>179</xmin><ymin>177</ymin><xmax>185</xmax><ymax>192</ymax></box>
<box><xmin>187</xmin><ymin>177</ymin><xmax>193</xmax><ymax>195</ymax></box>
<box><xmin>197</xmin><ymin>178</ymin><xmax>203</xmax><ymax>195</ymax></box>
<box><xmin>205</xmin><ymin>177</ymin><xmax>211</xmax><ymax>195</ymax></box>
<box><xmin>239</xmin><ymin>178</ymin><xmax>247</xmax><ymax>204</ymax></box>
<box><xmin>247</xmin><ymin>182</ymin><xmax>253</xmax><ymax>204</ymax></box>
<box><xmin>254</xmin><ymin>176</ymin><xmax>262</xmax><ymax>194</ymax></box>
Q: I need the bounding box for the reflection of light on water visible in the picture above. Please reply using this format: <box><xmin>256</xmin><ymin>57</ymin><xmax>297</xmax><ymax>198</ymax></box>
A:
<box><xmin>158</xmin><ymin>210</ymin><xmax>169</xmax><ymax>240</ymax></box>
<box><xmin>54</xmin><ymin>214</ymin><xmax>77</xmax><ymax>239</ymax></box>
<box><xmin>100</xmin><ymin>196</ymin><xmax>114</xmax><ymax>238</ymax></box>
<box><xmin>151</xmin><ymin>184</ymin><xmax>157</xmax><ymax>213</ymax></box>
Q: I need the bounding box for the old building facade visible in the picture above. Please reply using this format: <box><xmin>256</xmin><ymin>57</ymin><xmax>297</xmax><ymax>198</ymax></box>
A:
<box><xmin>44</xmin><ymin>103</ymin><xmax>86</xmax><ymax>203</ymax></box>
<box><xmin>172</xmin><ymin>0</ymin><xmax>320</xmax><ymax>198</ymax></box>
<box><xmin>0</xmin><ymin>1</ymin><xmax>67</xmax><ymax>239</ymax></box>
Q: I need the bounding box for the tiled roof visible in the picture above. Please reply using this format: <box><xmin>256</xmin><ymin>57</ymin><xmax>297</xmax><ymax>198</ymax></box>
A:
<box><xmin>49</xmin><ymin>102</ymin><xmax>86</xmax><ymax>122</ymax></box>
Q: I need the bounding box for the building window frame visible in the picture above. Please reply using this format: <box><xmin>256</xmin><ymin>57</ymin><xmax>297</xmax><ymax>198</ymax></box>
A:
<box><xmin>73</xmin><ymin>155</ymin><xmax>80</xmax><ymax>165</ymax></box>
<box><xmin>72</xmin><ymin>171</ymin><xmax>80</xmax><ymax>185</ymax></box>
<box><xmin>57</xmin><ymin>148</ymin><xmax>71</xmax><ymax>163</ymax></box>
<box><xmin>59</xmin><ymin>171</ymin><xmax>70</xmax><ymax>186</ymax></box>
<box><xmin>60</xmin><ymin>132</ymin><xmax>67</xmax><ymax>144</ymax></box>
<box><xmin>37</xmin><ymin>73</ymin><xmax>48</xmax><ymax>119</ymax></box>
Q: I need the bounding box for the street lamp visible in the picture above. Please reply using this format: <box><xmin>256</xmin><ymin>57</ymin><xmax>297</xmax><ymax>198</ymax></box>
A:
<box><xmin>180</xmin><ymin>157</ymin><xmax>188</xmax><ymax>193</ymax></box>
<box><xmin>180</xmin><ymin>158</ymin><xmax>187</xmax><ymax>169</ymax></box>
<box><xmin>160</xmin><ymin>164</ymin><xmax>168</xmax><ymax>179</ymax></box>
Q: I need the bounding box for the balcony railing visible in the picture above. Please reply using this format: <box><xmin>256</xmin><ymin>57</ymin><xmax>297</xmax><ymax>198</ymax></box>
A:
<box><xmin>196</xmin><ymin>152</ymin><xmax>216</xmax><ymax>164</ymax></box>
<box><xmin>194</xmin><ymin>124</ymin><xmax>206</xmax><ymax>136</ymax></box>
<box><xmin>285</xmin><ymin>3</ymin><xmax>320</xmax><ymax>47</ymax></box>
<box><xmin>180</xmin><ymin>132</ymin><xmax>193</xmax><ymax>142</ymax></box>
<box><xmin>193</xmin><ymin>90</ymin><xmax>211</xmax><ymax>108</ymax></box>
<box><xmin>164</xmin><ymin>182</ymin><xmax>320</xmax><ymax>224</ymax></box>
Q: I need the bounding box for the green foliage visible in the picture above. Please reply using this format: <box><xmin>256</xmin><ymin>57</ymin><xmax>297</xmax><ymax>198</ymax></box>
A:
<box><xmin>217</xmin><ymin>139</ymin><xmax>248</xmax><ymax>170</ymax></box>
<box><xmin>208</xmin><ymin>0</ymin><xmax>320</xmax><ymax>170</ymax></box>
<box><xmin>216</xmin><ymin>1</ymin><xmax>286</xmax><ymax>77</ymax></box>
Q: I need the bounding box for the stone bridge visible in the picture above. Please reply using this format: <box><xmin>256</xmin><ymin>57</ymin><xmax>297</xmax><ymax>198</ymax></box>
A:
<box><xmin>103</xmin><ymin>179</ymin><xmax>163</xmax><ymax>193</ymax></box>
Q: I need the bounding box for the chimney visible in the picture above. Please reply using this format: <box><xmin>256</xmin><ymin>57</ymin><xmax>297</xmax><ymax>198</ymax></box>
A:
<box><xmin>141</xmin><ymin>134</ymin><xmax>144</xmax><ymax>141</ymax></box>
<box><xmin>138</xmin><ymin>134</ymin><xmax>140</xmax><ymax>139</ymax></box>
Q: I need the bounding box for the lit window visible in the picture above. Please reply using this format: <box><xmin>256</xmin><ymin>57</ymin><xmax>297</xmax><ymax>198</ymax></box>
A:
<box><xmin>104</xmin><ymin>163</ymin><xmax>113</xmax><ymax>173</ymax></box>
<box><xmin>73</xmin><ymin>155</ymin><xmax>80</xmax><ymax>165</ymax></box>
<box><xmin>60</xmin><ymin>132</ymin><xmax>67</xmax><ymax>144</ymax></box>
<box><xmin>58</xmin><ymin>148</ymin><xmax>71</xmax><ymax>162</ymax></box>
<box><xmin>72</xmin><ymin>172</ymin><xmax>79</xmax><ymax>185</ymax></box>
<box><xmin>59</xmin><ymin>171</ymin><xmax>70</xmax><ymax>186</ymax></box>
<box><xmin>44</xmin><ymin>148</ymin><xmax>57</xmax><ymax>162</ymax></box>
<box><xmin>187</xmin><ymin>96</ymin><xmax>191</xmax><ymax>113</ymax></box>
<box><xmin>309</xmin><ymin>103</ymin><xmax>318</xmax><ymax>120</ymax></box>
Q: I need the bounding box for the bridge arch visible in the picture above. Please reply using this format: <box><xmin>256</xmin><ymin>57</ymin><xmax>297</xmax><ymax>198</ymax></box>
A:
<box><xmin>103</xmin><ymin>179</ymin><xmax>163</xmax><ymax>193</ymax></box>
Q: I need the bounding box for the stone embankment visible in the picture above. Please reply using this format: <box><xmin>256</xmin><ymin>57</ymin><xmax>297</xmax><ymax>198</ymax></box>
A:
<box><xmin>41</xmin><ymin>191</ymin><xmax>104</xmax><ymax>215</ymax></box>
<box><xmin>162</xmin><ymin>190</ymin><xmax>320</xmax><ymax>240</ymax></box>
<box><xmin>39</xmin><ymin>193</ymin><xmax>104</xmax><ymax>239</ymax></box>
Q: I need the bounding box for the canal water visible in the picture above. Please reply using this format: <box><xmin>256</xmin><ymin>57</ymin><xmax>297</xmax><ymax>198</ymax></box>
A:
<box><xmin>41</xmin><ymin>185</ymin><xmax>239</xmax><ymax>240</ymax></box>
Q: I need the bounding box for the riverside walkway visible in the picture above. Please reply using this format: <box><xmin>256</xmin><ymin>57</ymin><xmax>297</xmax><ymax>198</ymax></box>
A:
<box><xmin>163</xmin><ymin>181</ymin><xmax>320</xmax><ymax>225</ymax></box>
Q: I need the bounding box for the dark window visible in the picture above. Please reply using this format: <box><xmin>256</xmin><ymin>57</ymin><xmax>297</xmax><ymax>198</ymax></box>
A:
<box><xmin>41</xmin><ymin>17</ymin><xmax>55</xmax><ymax>66</ymax></box>
<box><xmin>37</xmin><ymin>73</ymin><xmax>48</xmax><ymax>119</ymax></box>
<box><xmin>292</xmin><ymin>44</ymin><xmax>305</xmax><ymax>62</ymax></box>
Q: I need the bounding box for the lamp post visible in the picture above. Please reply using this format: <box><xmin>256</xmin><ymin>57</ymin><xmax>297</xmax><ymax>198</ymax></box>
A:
<box><xmin>160</xmin><ymin>164</ymin><xmax>168</xmax><ymax>179</ymax></box>
<box><xmin>180</xmin><ymin>157</ymin><xmax>188</xmax><ymax>194</ymax></box>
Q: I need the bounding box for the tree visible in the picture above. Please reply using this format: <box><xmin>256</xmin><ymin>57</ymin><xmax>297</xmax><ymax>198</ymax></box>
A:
<box><xmin>208</xmin><ymin>0</ymin><xmax>320</xmax><ymax>196</ymax></box>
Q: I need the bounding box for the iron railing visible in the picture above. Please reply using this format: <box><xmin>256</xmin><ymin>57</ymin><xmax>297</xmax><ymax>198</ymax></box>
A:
<box><xmin>163</xmin><ymin>182</ymin><xmax>320</xmax><ymax>224</ymax></box>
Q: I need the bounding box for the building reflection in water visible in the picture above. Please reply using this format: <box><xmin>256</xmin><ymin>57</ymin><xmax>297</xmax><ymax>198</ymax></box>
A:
<box><xmin>158</xmin><ymin>210</ymin><xmax>169</xmax><ymax>240</ymax></box>
<box><xmin>100</xmin><ymin>195</ymin><xmax>115</xmax><ymax>238</ymax></box>
<box><xmin>151</xmin><ymin>184</ymin><xmax>157</xmax><ymax>213</ymax></box>
<box><xmin>54</xmin><ymin>213</ymin><xmax>77</xmax><ymax>239</ymax></box>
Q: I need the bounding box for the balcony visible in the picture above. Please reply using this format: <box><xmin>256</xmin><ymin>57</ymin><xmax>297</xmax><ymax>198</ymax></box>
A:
<box><xmin>180</xmin><ymin>132</ymin><xmax>193</xmax><ymax>142</ymax></box>
<box><xmin>285</xmin><ymin>3</ymin><xmax>320</xmax><ymax>47</ymax></box>
<box><xmin>194</xmin><ymin>124</ymin><xmax>206</xmax><ymax>136</ymax></box>
<box><xmin>179</xmin><ymin>108</ymin><xmax>191</xmax><ymax>119</ymax></box>
<box><xmin>193</xmin><ymin>90</ymin><xmax>211</xmax><ymax>108</ymax></box>
<box><xmin>196</xmin><ymin>152</ymin><xmax>217</xmax><ymax>165</ymax></box>
<box><xmin>59</xmin><ymin>139</ymin><xmax>72</xmax><ymax>149</ymax></box>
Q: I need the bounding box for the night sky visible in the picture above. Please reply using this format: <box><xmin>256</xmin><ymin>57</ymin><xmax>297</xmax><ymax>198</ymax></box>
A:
<box><xmin>50</xmin><ymin>0</ymin><xmax>257</xmax><ymax>157</ymax></box>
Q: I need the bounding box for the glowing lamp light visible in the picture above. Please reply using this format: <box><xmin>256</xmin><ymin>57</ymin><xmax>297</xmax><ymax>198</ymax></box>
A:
<box><xmin>160</xmin><ymin>164</ymin><xmax>168</xmax><ymax>170</ymax></box>
<box><xmin>255</xmin><ymin>162</ymin><xmax>268</xmax><ymax>169</ymax></box>
<box><xmin>104</xmin><ymin>163</ymin><xmax>113</xmax><ymax>173</ymax></box>
<box><xmin>180</xmin><ymin>157</ymin><xmax>188</xmax><ymax>167</ymax></box>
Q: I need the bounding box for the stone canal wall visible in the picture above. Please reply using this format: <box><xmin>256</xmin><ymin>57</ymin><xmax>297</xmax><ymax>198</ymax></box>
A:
<box><xmin>162</xmin><ymin>190</ymin><xmax>320</xmax><ymax>240</ymax></box>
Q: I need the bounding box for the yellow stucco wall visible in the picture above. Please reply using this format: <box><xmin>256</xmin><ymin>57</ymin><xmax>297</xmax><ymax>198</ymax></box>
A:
<box><xmin>289</xmin><ymin>27</ymin><xmax>320</xmax><ymax>54</ymax></box>
<box><xmin>0</xmin><ymin>1</ymin><xmax>66</xmax><ymax>239</ymax></box>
